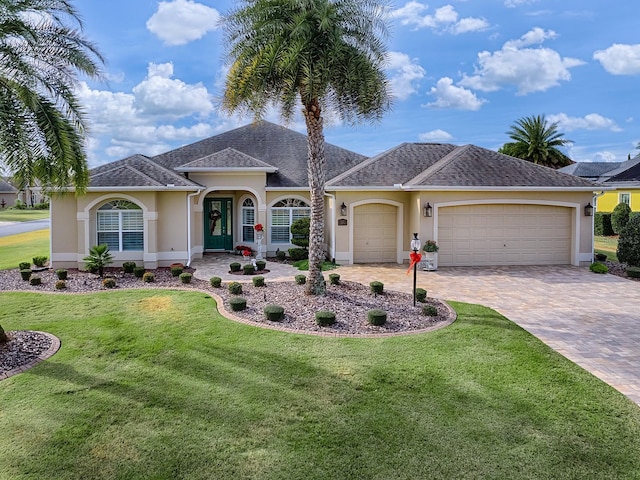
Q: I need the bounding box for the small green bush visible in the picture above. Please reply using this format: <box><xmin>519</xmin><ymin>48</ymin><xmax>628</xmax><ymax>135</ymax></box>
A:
<box><xmin>55</xmin><ymin>280</ymin><xmax>66</xmax><ymax>290</ymax></box>
<box><xmin>229</xmin><ymin>297</ymin><xmax>247</xmax><ymax>312</ymax></box>
<box><xmin>367</xmin><ymin>309</ymin><xmax>387</xmax><ymax>326</ymax></box>
<box><xmin>171</xmin><ymin>266</ymin><xmax>183</xmax><ymax>277</ymax></box>
<box><xmin>295</xmin><ymin>274</ymin><xmax>306</xmax><ymax>285</ymax></box>
<box><xmin>228</xmin><ymin>282</ymin><xmax>243</xmax><ymax>295</ymax></box>
<box><xmin>20</xmin><ymin>269</ymin><xmax>32</xmax><ymax>281</ymax></box>
<box><xmin>422</xmin><ymin>305</ymin><xmax>438</xmax><ymax>317</ymax></box>
<box><xmin>122</xmin><ymin>261</ymin><xmax>137</xmax><ymax>274</ymax></box>
<box><xmin>256</xmin><ymin>260</ymin><xmax>267</xmax><ymax>271</ymax></box>
<box><xmin>210</xmin><ymin>276</ymin><xmax>222</xmax><ymax>288</ymax></box>
<box><xmin>288</xmin><ymin>248</ymin><xmax>308</xmax><ymax>261</ymax></box>
<box><xmin>264</xmin><ymin>304</ymin><xmax>285</xmax><ymax>322</ymax></box>
<box><xmin>179</xmin><ymin>272</ymin><xmax>192</xmax><ymax>284</ymax></box>
<box><xmin>102</xmin><ymin>277</ymin><xmax>117</xmax><ymax>288</ymax></box>
<box><xmin>276</xmin><ymin>250</ymin><xmax>286</xmax><ymax>261</ymax></box>
<box><xmin>143</xmin><ymin>272</ymin><xmax>155</xmax><ymax>283</ymax></box>
<box><xmin>370</xmin><ymin>281</ymin><xmax>384</xmax><ymax>294</ymax></box>
<box><xmin>229</xmin><ymin>262</ymin><xmax>241</xmax><ymax>272</ymax></box>
<box><xmin>416</xmin><ymin>288</ymin><xmax>427</xmax><ymax>302</ymax></box>
<box><xmin>315</xmin><ymin>310</ymin><xmax>336</xmax><ymax>327</ymax></box>
<box><xmin>18</xmin><ymin>262</ymin><xmax>30</xmax><ymax>270</ymax></box>
<box><xmin>0</xmin><ymin>325</ymin><xmax>7</xmax><ymax>343</ymax></box>
<box><xmin>612</xmin><ymin>202</ymin><xmax>632</xmax><ymax>234</ymax></box>
<box><xmin>243</xmin><ymin>263</ymin><xmax>255</xmax><ymax>275</ymax></box>
<box><xmin>29</xmin><ymin>276</ymin><xmax>41</xmax><ymax>286</ymax></box>
<box><xmin>329</xmin><ymin>273</ymin><xmax>340</xmax><ymax>285</ymax></box>
<box><xmin>589</xmin><ymin>262</ymin><xmax>608</xmax><ymax>274</ymax></box>
<box><xmin>133</xmin><ymin>267</ymin><xmax>145</xmax><ymax>278</ymax></box>
<box><xmin>618</xmin><ymin>216</ymin><xmax>640</xmax><ymax>266</ymax></box>
<box><xmin>32</xmin><ymin>256</ymin><xmax>47</xmax><ymax>267</ymax></box>
<box><xmin>253</xmin><ymin>276</ymin><xmax>265</xmax><ymax>287</ymax></box>
<box><xmin>626</xmin><ymin>266</ymin><xmax>640</xmax><ymax>278</ymax></box>
<box><xmin>56</xmin><ymin>269</ymin><xmax>68</xmax><ymax>280</ymax></box>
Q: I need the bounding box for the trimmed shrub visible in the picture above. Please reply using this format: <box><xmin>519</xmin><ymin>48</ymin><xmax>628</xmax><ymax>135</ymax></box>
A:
<box><xmin>589</xmin><ymin>262</ymin><xmax>608</xmax><ymax>274</ymax></box>
<box><xmin>416</xmin><ymin>288</ymin><xmax>427</xmax><ymax>303</ymax></box>
<box><xmin>370</xmin><ymin>281</ymin><xmax>384</xmax><ymax>294</ymax></box>
<box><xmin>315</xmin><ymin>310</ymin><xmax>336</xmax><ymax>327</ymax></box>
<box><xmin>171</xmin><ymin>266</ymin><xmax>183</xmax><ymax>277</ymax></box>
<box><xmin>612</xmin><ymin>202</ymin><xmax>632</xmax><ymax>234</ymax></box>
<box><xmin>594</xmin><ymin>212</ymin><xmax>614</xmax><ymax>236</ymax></box>
<box><xmin>367</xmin><ymin>309</ymin><xmax>387</xmax><ymax>326</ymax></box>
<box><xmin>422</xmin><ymin>305</ymin><xmax>438</xmax><ymax>317</ymax></box>
<box><xmin>210</xmin><ymin>276</ymin><xmax>222</xmax><ymax>288</ymax></box>
<box><xmin>229</xmin><ymin>262</ymin><xmax>241</xmax><ymax>272</ymax></box>
<box><xmin>19</xmin><ymin>262</ymin><xmax>30</xmax><ymax>270</ymax></box>
<box><xmin>143</xmin><ymin>272</ymin><xmax>155</xmax><ymax>283</ymax></box>
<box><xmin>276</xmin><ymin>250</ymin><xmax>286</xmax><ymax>261</ymax></box>
<box><xmin>243</xmin><ymin>263</ymin><xmax>255</xmax><ymax>275</ymax></box>
<box><xmin>252</xmin><ymin>276</ymin><xmax>265</xmax><ymax>287</ymax></box>
<box><xmin>329</xmin><ymin>273</ymin><xmax>340</xmax><ymax>285</ymax></box>
<box><xmin>179</xmin><ymin>272</ymin><xmax>192</xmax><ymax>284</ymax></box>
<box><xmin>627</xmin><ymin>266</ymin><xmax>640</xmax><ymax>278</ymax></box>
<box><xmin>228</xmin><ymin>281</ymin><xmax>243</xmax><ymax>295</ymax></box>
<box><xmin>256</xmin><ymin>260</ymin><xmax>267</xmax><ymax>271</ymax></box>
<box><xmin>295</xmin><ymin>274</ymin><xmax>306</xmax><ymax>285</ymax></box>
<box><xmin>56</xmin><ymin>269</ymin><xmax>68</xmax><ymax>280</ymax></box>
<box><xmin>0</xmin><ymin>325</ymin><xmax>7</xmax><ymax>343</ymax></box>
<box><xmin>20</xmin><ymin>269</ymin><xmax>32</xmax><ymax>281</ymax></box>
<box><xmin>122</xmin><ymin>261</ymin><xmax>137</xmax><ymax>273</ymax></box>
<box><xmin>55</xmin><ymin>280</ymin><xmax>66</xmax><ymax>290</ymax></box>
<box><xmin>290</xmin><ymin>217</ymin><xmax>310</xmax><ymax>249</ymax></box>
<box><xmin>618</xmin><ymin>215</ymin><xmax>640</xmax><ymax>266</ymax></box>
<box><xmin>229</xmin><ymin>297</ymin><xmax>247</xmax><ymax>312</ymax></box>
<box><xmin>102</xmin><ymin>277</ymin><xmax>117</xmax><ymax>288</ymax></box>
<box><xmin>29</xmin><ymin>276</ymin><xmax>41</xmax><ymax>286</ymax></box>
<box><xmin>264</xmin><ymin>304</ymin><xmax>285</xmax><ymax>322</ymax></box>
<box><xmin>32</xmin><ymin>256</ymin><xmax>47</xmax><ymax>267</ymax></box>
<box><xmin>288</xmin><ymin>248</ymin><xmax>308</xmax><ymax>261</ymax></box>
<box><xmin>133</xmin><ymin>267</ymin><xmax>145</xmax><ymax>278</ymax></box>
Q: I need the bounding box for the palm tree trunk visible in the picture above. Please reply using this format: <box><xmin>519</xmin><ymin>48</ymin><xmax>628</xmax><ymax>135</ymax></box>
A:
<box><xmin>303</xmin><ymin>99</ymin><xmax>326</xmax><ymax>295</ymax></box>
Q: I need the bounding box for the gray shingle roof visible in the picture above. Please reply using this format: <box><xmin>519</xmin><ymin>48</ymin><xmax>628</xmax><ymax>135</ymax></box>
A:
<box><xmin>558</xmin><ymin>162</ymin><xmax>621</xmax><ymax>179</ymax></box>
<box><xmin>89</xmin><ymin>155</ymin><xmax>200</xmax><ymax>188</ymax></box>
<box><xmin>0</xmin><ymin>178</ymin><xmax>17</xmax><ymax>193</ymax></box>
<box><xmin>176</xmin><ymin>148</ymin><xmax>277</xmax><ymax>171</ymax></box>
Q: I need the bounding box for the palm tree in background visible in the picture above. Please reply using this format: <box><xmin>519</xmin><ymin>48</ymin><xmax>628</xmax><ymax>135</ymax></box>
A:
<box><xmin>222</xmin><ymin>0</ymin><xmax>392</xmax><ymax>295</ymax></box>
<box><xmin>499</xmin><ymin>115</ymin><xmax>573</xmax><ymax>169</ymax></box>
<box><xmin>0</xmin><ymin>0</ymin><xmax>104</xmax><ymax>193</ymax></box>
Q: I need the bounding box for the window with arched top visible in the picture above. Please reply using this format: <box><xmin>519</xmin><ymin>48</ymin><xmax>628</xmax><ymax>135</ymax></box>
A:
<box><xmin>241</xmin><ymin>198</ymin><xmax>256</xmax><ymax>242</ymax></box>
<box><xmin>97</xmin><ymin>200</ymin><xmax>143</xmax><ymax>251</ymax></box>
<box><xmin>270</xmin><ymin>198</ymin><xmax>310</xmax><ymax>243</ymax></box>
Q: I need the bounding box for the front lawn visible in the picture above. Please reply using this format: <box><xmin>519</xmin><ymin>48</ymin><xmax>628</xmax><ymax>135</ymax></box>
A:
<box><xmin>1</xmin><ymin>290</ymin><xmax>639</xmax><ymax>479</ymax></box>
<box><xmin>0</xmin><ymin>209</ymin><xmax>49</xmax><ymax>222</ymax></box>
<box><xmin>595</xmin><ymin>235</ymin><xmax>619</xmax><ymax>262</ymax></box>
<box><xmin>0</xmin><ymin>229</ymin><xmax>49</xmax><ymax>270</ymax></box>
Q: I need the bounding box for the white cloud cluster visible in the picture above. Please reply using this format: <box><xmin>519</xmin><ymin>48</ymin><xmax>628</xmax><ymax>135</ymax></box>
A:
<box><xmin>425</xmin><ymin>77</ymin><xmax>486</xmax><ymax>110</ymax></box>
<box><xmin>419</xmin><ymin>129</ymin><xmax>454</xmax><ymax>142</ymax></box>
<box><xmin>459</xmin><ymin>28</ymin><xmax>584</xmax><ymax>94</ymax></box>
<box><xmin>146</xmin><ymin>0</ymin><xmax>220</xmax><ymax>46</ymax></box>
<box><xmin>386</xmin><ymin>51</ymin><xmax>426</xmax><ymax>100</ymax></box>
<box><xmin>390</xmin><ymin>2</ymin><xmax>489</xmax><ymax>34</ymax></box>
<box><xmin>593</xmin><ymin>44</ymin><xmax>640</xmax><ymax>75</ymax></box>
<box><xmin>547</xmin><ymin>113</ymin><xmax>622</xmax><ymax>132</ymax></box>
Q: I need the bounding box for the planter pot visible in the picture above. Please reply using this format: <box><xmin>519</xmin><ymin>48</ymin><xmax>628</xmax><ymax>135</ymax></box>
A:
<box><xmin>422</xmin><ymin>252</ymin><xmax>438</xmax><ymax>271</ymax></box>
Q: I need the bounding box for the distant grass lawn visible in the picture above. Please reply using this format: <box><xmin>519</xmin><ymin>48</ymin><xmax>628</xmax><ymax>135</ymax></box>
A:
<box><xmin>0</xmin><ymin>209</ymin><xmax>49</xmax><ymax>222</ymax></box>
<box><xmin>0</xmin><ymin>229</ymin><xmax>49</xmax><ymax>270</ymax></box>
<box><xmin>595</xmin><ymin>235</ymin><xmax>619</xmax><ymax>262</ymax></box>
<box><xmin>1</xmin><ymin>291</ymin><xmax>639</xmax><ymax>480</ymax></box>
<box><xmin>292</xmin><ymin>259</ymin><xmax>339</xmax><ymax>271</ymax></box>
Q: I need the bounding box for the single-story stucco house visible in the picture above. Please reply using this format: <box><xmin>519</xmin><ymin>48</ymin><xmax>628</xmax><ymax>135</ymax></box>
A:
<box><xmin>50</xmin><ymin>121</ymin><xmax>598</xmax><ymax>270</ymax></box>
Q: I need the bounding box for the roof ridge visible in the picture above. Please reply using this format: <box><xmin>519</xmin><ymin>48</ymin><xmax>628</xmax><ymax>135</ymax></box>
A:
<box><xmin>327</xmin><ymin>143</ymin><xmax>407</xmax><ymax>185</ymax></box>
<box><xmin>406</xmin><ymin>144</ymin><xmax>471</xmax><ymax>186</ymax></box>
<box><xmin>137</xmin><ymin>156</ymin><xmax>196</xmax><ymax>184</ymax></box>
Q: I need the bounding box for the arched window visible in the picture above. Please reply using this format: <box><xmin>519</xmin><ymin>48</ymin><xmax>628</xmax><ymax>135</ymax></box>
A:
<box><xmin>270</xmin><ymin>198</ymin><xmax>310</xmax><ymax>244</ymax></box>
<box><xmin>97</xmin><ymin>200</ymin><xmax>143</xmax><ymax>251</ymax></box>
<box><xmin>241</xmin><ymin>198</ymin><xmax>256</xmax><ymax>242</ymax></box>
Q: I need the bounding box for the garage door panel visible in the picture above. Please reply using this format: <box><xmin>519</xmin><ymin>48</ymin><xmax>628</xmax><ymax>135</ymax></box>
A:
<box><xmin>353</xmin><ymin>203</ymin><xmax>397</xmax><ymax>263</ymax></box>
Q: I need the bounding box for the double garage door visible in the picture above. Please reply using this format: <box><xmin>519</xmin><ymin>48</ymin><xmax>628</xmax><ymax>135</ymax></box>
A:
<box><xmin>438</xmin><ymin>204</ymin><xmax>572</xmax><ymax>266</ymax></box>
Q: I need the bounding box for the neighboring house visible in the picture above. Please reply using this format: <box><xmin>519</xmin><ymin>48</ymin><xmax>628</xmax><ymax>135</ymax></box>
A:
<box><xmin>50</xmin><ymin>121</ymin><xmax>597</xmax><ymax>269</ymax></box>
<box><xmin>559</xmin><ymin>156</ymin><xmax>640</xmax><ymax>212</ymax></box>
<box><xmin>0</xmin><ymin>178</ymin><xmax>18</xmax><ymax>208</ymax></box>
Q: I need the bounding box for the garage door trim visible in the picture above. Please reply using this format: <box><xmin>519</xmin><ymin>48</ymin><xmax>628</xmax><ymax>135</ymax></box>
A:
<box><xmin>349</xmin><ymin>199</ymin><xmax>404</xmax><ymax>265</ymax></box>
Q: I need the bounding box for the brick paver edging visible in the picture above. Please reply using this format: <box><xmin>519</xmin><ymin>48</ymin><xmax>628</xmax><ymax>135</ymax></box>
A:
<box><xmin>0</xmin><ymin>331</ymin><xmax>60</xmax><ymax>381</ymax></box>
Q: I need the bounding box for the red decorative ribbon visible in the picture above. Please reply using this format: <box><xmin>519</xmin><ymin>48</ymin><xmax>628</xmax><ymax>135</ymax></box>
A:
<box><xmin>406</xmin><ymin>251</ymin><xmax>422</xmax><ymax>274</ymax></box>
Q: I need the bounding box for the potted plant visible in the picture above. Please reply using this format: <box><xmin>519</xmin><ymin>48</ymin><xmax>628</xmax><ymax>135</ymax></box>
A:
<box><xmin>422</xmin><ymin>240</ymin><xmax>439</xmax><ymax>271</ymax></box>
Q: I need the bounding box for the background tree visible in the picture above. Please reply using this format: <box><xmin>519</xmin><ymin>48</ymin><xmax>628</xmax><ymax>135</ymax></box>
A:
<box><xmin>611</xmin><ymin>202</ymin><xmax>632</xmax><ymax>235</ymax></box>
<box><xmin>0</xmin><ymin>0</ymin><xmax>104</xmax><ymax>193</ymax></box>
<box><xmin>499</xmin><ymin>115</ymin><xmax>573</xmax><ymax>169</ymax></box>
<box><xmin>222</xmin><ymin>0</ymin><xmax>391</xmax><ymax>295</ymax></box>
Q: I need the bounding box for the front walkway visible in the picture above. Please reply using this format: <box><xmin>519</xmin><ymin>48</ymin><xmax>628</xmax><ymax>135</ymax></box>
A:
<box><xmin>192</xmin><ymin>256</ymin><xmax>640</xmax><ymax>406</ymax></box>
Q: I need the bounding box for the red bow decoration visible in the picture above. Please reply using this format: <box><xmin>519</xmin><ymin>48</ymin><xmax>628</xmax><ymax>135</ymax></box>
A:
<box><xmin>406</xmin><ymin>251</ymin><xmax>422</xmax><ymax>274</ymax></box>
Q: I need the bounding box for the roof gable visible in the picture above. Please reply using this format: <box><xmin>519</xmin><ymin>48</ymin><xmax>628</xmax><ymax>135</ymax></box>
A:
<box><xmin>176</xmin><ymin>148</ymin><xmax>277</xmax><ymax>172</ymax></box>
<box><xmin>89</xmin><ymin>155</ymin><xmax>199</xmax><ymax>188</ymax></box>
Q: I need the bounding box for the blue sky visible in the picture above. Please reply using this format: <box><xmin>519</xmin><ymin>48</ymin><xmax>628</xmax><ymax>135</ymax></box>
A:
<box><xmin>75</xmin><ymin>0</ymin><xmax>640</xmax><ymax>168</ymax></box>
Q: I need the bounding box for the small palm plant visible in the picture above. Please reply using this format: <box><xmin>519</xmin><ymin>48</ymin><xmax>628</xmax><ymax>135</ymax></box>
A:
<box><xmin>83</xmin><ymin>244</ymin><xmax>113</xmax><ymax>277</ymax></box>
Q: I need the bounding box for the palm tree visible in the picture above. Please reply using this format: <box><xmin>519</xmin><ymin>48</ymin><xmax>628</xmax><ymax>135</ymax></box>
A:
<box><xmin>222</xmin><ymin>0</ymin><xmax>391</xmax><ymax>295</ymax></box>
<box><xmin>499</xmin><ymin>115</ymin><xmax>573</xmax><ymax>169</ymax></box>
<box><xmin>0</xmin><ymin>0</ymin><xmax>104</xmax><ymax>194</ymax></box>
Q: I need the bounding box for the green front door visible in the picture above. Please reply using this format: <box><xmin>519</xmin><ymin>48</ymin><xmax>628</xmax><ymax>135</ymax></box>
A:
<box><xmin>205</xmin><ymin>198</ymin><xmax>233</xmax><ymax>250</ymax></box>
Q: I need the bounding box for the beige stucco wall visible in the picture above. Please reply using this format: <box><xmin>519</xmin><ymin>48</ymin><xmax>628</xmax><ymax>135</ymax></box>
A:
<box><xmin>50</xmin><ymin>193</ymin><xmax>80</xmax><ymax>268</ymax></box>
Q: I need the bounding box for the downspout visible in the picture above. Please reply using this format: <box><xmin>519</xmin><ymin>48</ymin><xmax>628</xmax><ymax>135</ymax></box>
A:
<box><xmin>591</xmin><ymin>191</ymin><xmax>606</xmax><ymax>262</ymax></box>
<box><xmin>186</xmin><ymin>189</ymin><xmax>202</xmax><ymax>267</ymax></box>
<box><xmin>325</xmin><ymin>192</ymin><xmax>336</xmax><ymax>262</ymax></box>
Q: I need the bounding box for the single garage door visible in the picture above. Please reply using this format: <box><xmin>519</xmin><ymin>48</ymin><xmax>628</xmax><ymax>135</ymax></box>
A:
<box><xmin>353</xmin><ymin>203</ymin><xmax>397</xmax><ymax>263</ymax></box>
<box><xmin>438</xmin><ymin>204</ymin><xmax>572</xmax><ymax>266</ymax></box>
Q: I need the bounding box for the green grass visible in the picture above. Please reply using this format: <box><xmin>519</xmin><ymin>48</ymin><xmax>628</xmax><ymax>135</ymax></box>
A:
<box><xmin>292</xmin><ymin>259</ymin><xmax>339</xmax><ymax>271</ymax></box>
<box><xmin>1</xmin><ymin>291</ymin><xmax>639</xmax><ymax>480</ymax></box>
<box><xmin>0</xmin><ymin>229</ymin><xmax>49</xmax><ymax>270</ymax></box>
<box><xmin>0</xmin><ymin>209</ymin><xmax>49</xmax><ymax>222</ymax></box>
<box><xmin>595</xmin><ymin>235</ymin><xmax>619</xmax><ymax>262</ymax></box>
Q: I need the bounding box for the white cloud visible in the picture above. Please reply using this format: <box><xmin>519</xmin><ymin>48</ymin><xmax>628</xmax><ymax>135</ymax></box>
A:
<box><xmin>593</xmin><ymin>44</ymin><xmax>640</xmax><ymax>75</ymax></box>
<box><xmin>592</xmin><ymin>151</ymin><xmax>618</xmax><ymax>163</ymax></box>
<box><xmin>419</xmin><ymin>129</ymin><xmax>454</xmax><ymax>142</ymax></box>
<box><xmin>386</xmin><ymin>51</ymin><xmax>426</xmax><ymax>100</ymax></box>
<box><xmin>459</xmin><ymin>28</ymin><xmax>584</xmax><ymax>94</ymax></box>
<box><xmin>547</xmin><ymin>113</ymin><xmax>622</xmax><ymax>132</ymax></box>
<box><xmin>425</xmin><ymin>77</ymin><xmax>486</xmax><ymax>110</ymax></box>
<box><xmin>146</xmin><ymin>0</ymin><xmax>220</xmax><ymax>46</ymax></box>
<box><xmin>390</xmin><ymin>2</ymin><xmax>488</xmax><ymax>34</ymax></box>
